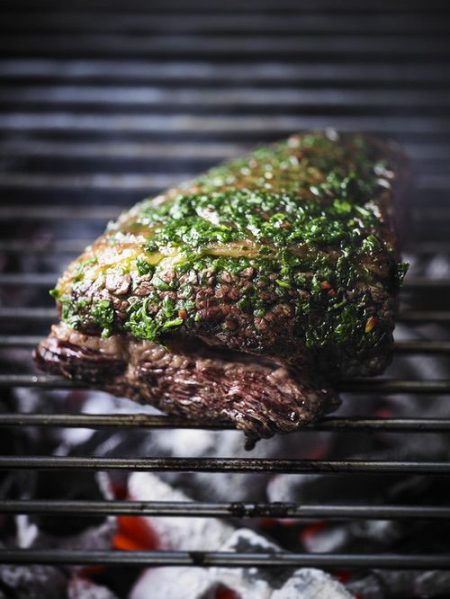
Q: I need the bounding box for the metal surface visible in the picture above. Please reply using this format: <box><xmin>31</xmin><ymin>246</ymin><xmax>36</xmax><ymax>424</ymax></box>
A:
<box><xmin>2</xmin><ymin>413</ymin><xmax>450</xmax><ymax>433</ymax></box>
<box><xmin>1</xmin><ymin>500</ymin><xmax>449</xmax><ymax>520</ymax></box>
<box><xmin>0</xmin><ymin>456</ymin><xmax>450</xmax><ymax>474</ymax></box>
<box><xmin>1</xmin><ymin>549</ymin><xmax>450</xmax><ymax>569</ymax></box>
<box><xmin>0</xmin><ymin>0</ymin><xmax>450</xmax><ymax>573</ymax></box>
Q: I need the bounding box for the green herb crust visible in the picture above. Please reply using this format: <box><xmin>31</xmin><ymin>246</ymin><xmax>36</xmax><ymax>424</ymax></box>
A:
<box><xmin>52</xmin><ymin>131</ymin><xmax>408</xmax><ymax>378</ymax></box>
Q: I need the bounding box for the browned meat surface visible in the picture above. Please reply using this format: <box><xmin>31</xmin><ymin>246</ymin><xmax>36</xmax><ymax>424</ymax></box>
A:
<box><xmin>35</xmin><ymin>131</ymin><xmax>408</xmax><ymax>446</ymax></box>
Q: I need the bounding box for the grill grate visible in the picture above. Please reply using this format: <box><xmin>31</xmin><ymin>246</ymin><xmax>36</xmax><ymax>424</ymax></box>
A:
<box><xmin>1</xmin><ymin>0</ymin><xmax>450</xmax><ymax>578</ymax></box>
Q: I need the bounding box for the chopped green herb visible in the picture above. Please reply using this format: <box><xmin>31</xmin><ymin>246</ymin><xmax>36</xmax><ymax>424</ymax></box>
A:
<box><xmin>136</xmin><ymin>256</ymin><xmax>155</xmax><ymax>276</ymax></box>
<box><xmin>125</xmin><ymin>298</ymin><xmax>159</xmax><ymax>341</ymax></box>
<box><xmin>92</xmin><ymin>299</ymin><xmax>114</xmax><ymax>337</ymax></box>
<box><xmin>162</xmin><ymin>318</ymin><xmax>184</xmax><ymax>330</ymax></box>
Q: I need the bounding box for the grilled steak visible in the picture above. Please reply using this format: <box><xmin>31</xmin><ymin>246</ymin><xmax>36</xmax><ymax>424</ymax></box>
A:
<box><xmin>35</xmin><ymin>131</ymin><xmax>408</xmax><ymax>447</ymax></box>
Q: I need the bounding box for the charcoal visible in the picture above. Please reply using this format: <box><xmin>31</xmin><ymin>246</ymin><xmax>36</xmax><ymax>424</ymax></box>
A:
<box><xmin>272</xmin><ymin>568</ymin><xmax>353</xmax><ymax>598</ymax></box>
<box><xmin>29</xmin><ymin>468</ymin><xmax>116</xmax><ymax>552</ymax></box>
<box><xmin>211</xmin><ymin>529</ymin><xmax>350</xmax><ymax>598</ymax></box>
<box><xmin>301</xmin><ymin>519</ymin><xmax>402</xmax><ymax>554</ymax></box>
<box><xmin>211</xmin><ymin>528</ymin><xmax>296</xmax><ymax>597</ymax></box>
<box><xmin>0</xmin><ymin>564</ymin><xmax>67</xmax><ymax>599</ymax></box>
<box><xmin>345</xmin><ymin>573</ymin><xmax>384</xmax><ymax>599</ymax></box>
<box><xmin>44</xmin><ymin>518</ymin><xmax>116</xmax><ymax>552</ymax></box>
<box><xmin>211</xmin><ymin>528</ymin><xmax>287</xmax><ymax>599</ymax></box>
<box><xmin>130</xmin><ymin>567</ymin><xmax>217</xmax><ymax>599</ymax></box>
<box><xmin>141</xmin><ymin>429</ymin><xmax>284</xmax><ymax>503</ymax></box>
<box><xmin>128</xmin><ymin>472</ymin><xmax>234</xmax><ymax>550</ymax></box>
<box><xmin>67</xmin><ymin>577</ymin><xmax>119</xmax><ymax>599</ymax></box>
<box><xmin>414</xmin><ymin>570</ymin><xmax>450</xmax><ymax>597</ymax></box>
<box><xmin>29</xmin><ymin>470</ymin><xmax>111</xmax><ymax>536</ymax></box>
<box><xmin>212</xmin><ymin>527</ymin><xmax>288</xmax><ymax>593</ymax></box>
<box><xmin>347</xmin><ymin>569</ymin><xmax>450</xmax><ymax>599</ymax></box>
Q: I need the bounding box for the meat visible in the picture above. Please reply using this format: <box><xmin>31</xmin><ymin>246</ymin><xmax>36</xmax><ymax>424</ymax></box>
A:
<box><xmin>37</xmin><ymin>323</ymin><xmax>338</xmax><ymax>448</ymax></box>
<box><xmin>35</xmin><ymin>131</ymin><xmax>408</xmax><ymax>446</ymax></box>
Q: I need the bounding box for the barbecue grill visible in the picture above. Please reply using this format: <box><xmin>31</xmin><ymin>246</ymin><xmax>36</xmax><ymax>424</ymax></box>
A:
<box><xmin>1</xmin><ymin>0</ymin><xmax>450</xmax><ymax>594</ymax></box>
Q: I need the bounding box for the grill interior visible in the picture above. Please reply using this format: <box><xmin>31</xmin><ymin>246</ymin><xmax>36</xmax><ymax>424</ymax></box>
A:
<box><xmin>1</xmin><ymin>0</ymin><xmax>450</xmax><ymax>584</ymax></box>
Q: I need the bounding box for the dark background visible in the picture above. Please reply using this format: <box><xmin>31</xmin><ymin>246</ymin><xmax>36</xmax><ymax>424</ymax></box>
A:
<box><xmin>0</xmin><ymin>0</ymin><xmax>449</xmax><ymax>234</ymax></box>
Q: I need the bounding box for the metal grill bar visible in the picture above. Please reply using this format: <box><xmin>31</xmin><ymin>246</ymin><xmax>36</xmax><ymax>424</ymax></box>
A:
<box><xmin>1</xmin><ymin>60</ymin><xmax>448</xmax><ymax>84</ymax></box>
<box><xmin>0</xmin><ymin>205</ymin><xmax>120</xmax><ymax>220</ymax></box>
<box><xmin>0</xmin><ymin>140</ymin><xmax>447</xmax><ymax>162</ymax></box>
<box><xmin>1</xmin><ymin>549</ymin><xmax>450</xmax><ymax>569</ymax></box>
<box><xmin>0</xmin><ymin>114</ymin><xmax>448</xmax><ymax>135</ymax></box>
<box><xmin>1</xmin><ymin>413</ymin><xmax>450</xmax><ymax>433</ymax></box>
<box><xmin>0</xmin><ymin>499</ymin><xmax>448</xmax><ymax>520</ymax></box>
<box><xmin>0</xmin><ymin>456</ymin><xmax>449</xmax><ymax>474</ymax></box>
<box><xmin>2</xmin><ymin>35</ymin><xmax>450</xmax><ymax>58</ymax></box>
<box><xmin>0</xmin><ymin>240</ymin><xmax>89</xmax><ymax>254</ymax></box>
<box><xmin>0</xmin><ymin>140</ymin><xmax>245</xmax><ymax>161</ymax></box>
<box><xmin>4</xmin><ymin>87</ymin><xmax>450</xmax><ymax>108</ymax></box>
<box><xmin>3</xmin><ymin>13</ymin><xmax>450</xmax><ymax>33</ymax></box>
<box><xmin>2</xmin><ymin>373</ymin><xmax>450</xmax><ymax>394</ymax></box>
<box><xmin>0</xmin><ymin>172</ymin><xmax>186</xmax><ymax>191</ymax></box>
<box><xmin>0</xmin><ymin>308</ymin><xmax>55</xmax><ymax>321</ymax></box>
<box><xmin>3</xmin><ymin>0</ymin><xmax>450</xmax><ymax>12</ymax></box>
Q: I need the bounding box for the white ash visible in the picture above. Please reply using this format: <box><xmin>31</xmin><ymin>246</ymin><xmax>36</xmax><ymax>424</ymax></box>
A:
<box><xmin>211</xmin><ymin>529</ymin><xmax>351</xmax><ymax>599</ymax></box>
<box><xmin>130</xmin><ymin>528</ymin><xmax>352</xmax><ymax>599</ymax></box>
<box><xmin>96</xmin><ymin>471</ymin><xmax>115</xmax><ymax>501</ymax></box>
<box><xmin>130</xmin><ymin>567</ymin><xmax>218</xmax><ymax>599</ymax></box>
<box><xmin>51</xmin><ymin>518</ymin><xmax>116</xmax><ymax>552</ymax></box>
<box><xmin>128</xmin><ymin>472</ymin><xmax>233</xmax><ymax>550</ymax></box>
<box><xmin>16</xmin><ymin>513</ymin><xmax>38</xmax><ymax>548</ymax></box>
<box><xmin>348</xmin><ymin>520</ymin><xmax>402</xmax><ymax>546</ymax></box>
<box><xmin>211</xmin><ymin>527</ymin><xmax>287</xmax><ymax>597</ymax></box>
<box><xmin>272</xmin><ymin>568</ymin><xmax>353</xmax><ymax>599</ymax></box>
<box><xmin>150</xmin><ymin>429</ymin><xmax>271</xmax><ymax>502</ymax></box>
<box><xmin>125</xmin><ymin>492</ymin><xmax>352</xmax><ymax>599</ymax></box>
<box><xmin>67</xmin><ymin>577</ymin><xmax>119</xmax><ymax>599</ymax></box>
<box><xmin>301</xmin><ymin>525</ymin><xmax>349</xmax><ymax>554</ymax></box>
